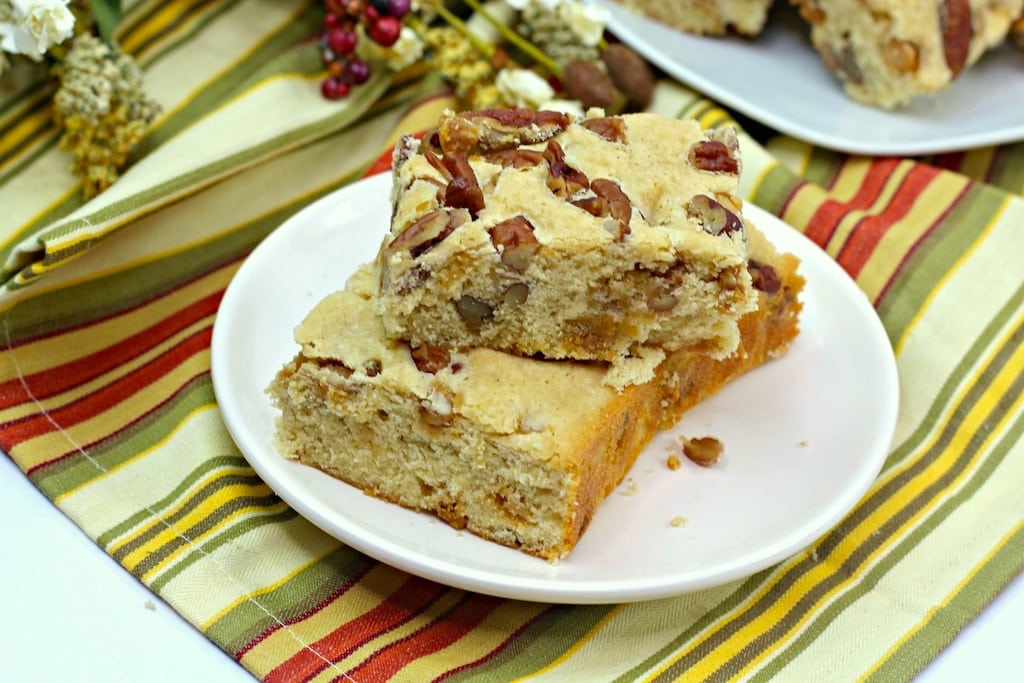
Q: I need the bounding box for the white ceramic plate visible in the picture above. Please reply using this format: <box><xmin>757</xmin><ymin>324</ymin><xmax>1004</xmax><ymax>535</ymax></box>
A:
<box><xmin>591</xmin><ymin>0</ymin><xmax>1024</xmax><ymax>155</ymax></box>
<box><xmin>212</xmin><ymin>173</ymin><xmax>899</xmax><ymax>604</ymax></box>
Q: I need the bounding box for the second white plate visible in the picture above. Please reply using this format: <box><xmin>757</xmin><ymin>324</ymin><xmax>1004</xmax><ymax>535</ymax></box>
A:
<box><xmin>592</xmin><ymin>0</ymin><xmax>1024</xmax><ymax>155</ymax></box>
<box><xmin>212</xmin><ymin>173</ymin><xmax>899</xmax><ymax>604</ymax></box>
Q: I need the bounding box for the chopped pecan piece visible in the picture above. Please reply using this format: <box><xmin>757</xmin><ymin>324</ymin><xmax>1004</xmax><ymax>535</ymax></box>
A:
<box><xmin>502</xmin><ymin>283</ymin><xmax>530</xmax><ymax>307</ymax></box>
<box><xmin>489</xmin><ymin>215</ymin><xmax>540</xmax><ymax>272</ymax></box>
<box><xmin>688</xmin><ymin>139</ymin><xmax>739</xmax><ymax>175</ymax></box>
<box><xmin>682</xmin><ymin>436</ymin><xmax>723</xmax><ymax>467</ymax></box>
<box><xmin>822</xmin><ymin>42</ymin><xmax>863</xmax><ymax>84</ymax></box>
<box><xmin>748</xmin><ymin>260</ymin><xmax>781</xmax><ymax>293</ymax></box>
<box><xmin>421</xmin><ymin>150</ymin><xmax>485</xmax><ymax>217</ymax></box>
<box><xmin>410</xmin><ymin>343</ymin><xmax>451</xmax><ymax>374</ymax></box>
<box><xmin>590</xmin><ymin>178</ymin><xmax>632</xmax><ymax>239</ymax></box>
<box><xmin>389</xmin><ymin>208</ymin><xmax>470</xmax><ymax>257</ymax></box>
<box><xmin>579</xmin><ymin>116</ymin><xmax>627</xmax><ymax>143</ymax></box>
<box><xmin>438</xmin><ymin>108</ymin><xmax>570</xmax><ymax>155</ymax></box>
<box><xmin>544</xmin><ymin>140</ymin><xmax>589</xmax><ymax>198</ymax></box>
<box><xmin>940</xmin><ymin>0</ymin><xmax>971</xmax><ymax>76</ymax></box>
<box><xmin>483</xmin><ymin>148</ymin><xmax>545</xmax><ymax>169</ymax></box>
<box><xmin>686</xmin><ymin>195</ymin><xmax>744</xmax><ymax>238</ymax></box>
<box><xmin>455</xmin><ymin>295</ymin><xmax>494</xmax><ymax>329</ymax></box>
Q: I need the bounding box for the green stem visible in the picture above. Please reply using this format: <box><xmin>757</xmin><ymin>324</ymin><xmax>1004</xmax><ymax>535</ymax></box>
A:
<box><xmin>426</xmin><ymin>1</ymin><xmax>495</xmax><ymax>58</ymax></box>
<box><xmin>460</xmin><ymin>0</ymin><xmax>561</xmax><ymax>76</ymax></box>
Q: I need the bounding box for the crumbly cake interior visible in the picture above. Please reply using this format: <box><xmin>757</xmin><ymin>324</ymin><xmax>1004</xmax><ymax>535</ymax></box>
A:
<box><xmin>791</xmin><ymin>0</ymin><xmax>1022</xmax><ymax>108</ymax></box>
<box><xmin>269</xmin><ymin>225</ymin><xmax>803</xmax><ymax>561</ymax></box>
<box><xmin>613</xmin><ymin>0</ymin><xmax>776</xmax><ymax>36</ymax></box>
<box><xmin>376</xmin><ymin>109</ymin><xmax>758</xmax><ymax>387</ymax></box>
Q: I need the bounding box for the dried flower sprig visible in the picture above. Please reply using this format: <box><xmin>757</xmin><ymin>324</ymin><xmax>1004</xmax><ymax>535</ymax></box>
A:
<box><xmin>1</xmin><ymin>1</ymin><xmax>161</xmax><ymax>198</ymax></box>
<box><xmin>51</xmin><ymin>31</ymin><xmax>160</xmax><ymax>198</ymax></box>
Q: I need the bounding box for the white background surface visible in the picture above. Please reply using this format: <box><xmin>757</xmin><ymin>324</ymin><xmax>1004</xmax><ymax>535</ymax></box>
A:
<box><xmin>2</xmin><ymin>453</ymin><xmax>1021</xmax><ymax>682</ymax></box>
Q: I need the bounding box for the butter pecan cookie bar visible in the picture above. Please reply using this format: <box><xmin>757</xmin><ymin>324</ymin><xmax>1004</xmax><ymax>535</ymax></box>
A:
<box><xmin>792</xmin><ymin>0</ymin><xmax>1023</xmax><ymax>108</ymax></box>
<box><xmin>376</xmin><ymin>108</ymin><xmax>758</xmax><ymax>381</ymax></box>
<box><xmin>270</xmin><ymin>225</ymin><xmax>803</xmax><ymax>560</ymax></box>
<box><xmin>612</xmin><ymin>0</ymin><xmax>777</xmax><ymax>36</ymax></box>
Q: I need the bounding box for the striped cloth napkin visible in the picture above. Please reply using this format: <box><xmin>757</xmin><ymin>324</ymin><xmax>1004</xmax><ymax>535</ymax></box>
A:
<box><xmin>2</xmin><ymin>1</ymin><xmax>1022</xmax><ymax>680</ymax></box>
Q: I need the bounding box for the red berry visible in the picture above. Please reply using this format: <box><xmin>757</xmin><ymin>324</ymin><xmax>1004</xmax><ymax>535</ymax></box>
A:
<box><xmin>326</xmin><ymin>26</ymin><xmax>357</xmax><ymax>54</ymax></box>
<box><xmin>364</xmin><ymin>6</ymin><xmax>380</xmax><ymax>22</ymax></box>
<box><xmin>327</xmin><ymin>60</ymin><xmax>345</xmax><ymax>78</ymax></box>
<box><xmin>388</xmin><ymin>0</ymin><xmax>411</xmax><ymax>18</ymax></box>
<box><xmin>368</xmin><ymin>16</ymin><xmax>401</xmax><ymax>47</ymax></box>
<box><xmin>324</xmin><ymin>12</ymin><xmax>341</xmax><ymax>29</ymax></box>
<box><xmin>343</xmin><ymin>58</ymin><xmax>371</xmax><ymax>85</ymax></box>
<box><xmin>321</xmin><ymin>77</ymin><xmax>351</xmax><ymax>100</ymax></box>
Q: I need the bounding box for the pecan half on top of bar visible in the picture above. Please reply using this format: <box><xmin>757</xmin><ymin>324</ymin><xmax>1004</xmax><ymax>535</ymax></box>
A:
<box><xmin>438</xmin><ymin>108</ymin><xmax>571</xmax><ymax>156</ymax></box>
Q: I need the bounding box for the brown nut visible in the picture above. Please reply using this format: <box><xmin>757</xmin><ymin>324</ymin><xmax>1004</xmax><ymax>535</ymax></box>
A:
<box><xmin>544</xmin><ymin>140</ymin><xmax>590</xmax><ymax>198</ymax></box>
<box><xmin>455</xmin><ymin>295</ymin><xmax>494</xmax><ymax>329</ymax></box>
<box><xmin>682</xmin><ymin>436</ymin><xmax>723</xmax><ymax>467</ymax></box>
<box><xmin>389</xmin><ymin>208</ymin><xmax>469</xmax><ymax>257</ymax></box>
<box><xmin>686</xmin><ymin>195</ymin><xmax>744</xmax><ymax>238</ymax></box>
<box><xmin>688</xmin><ymin>139</ymin><xmax>739</xmax><ymax>175</ymax></box>
<box><xmin>410</xmin><ymin>343</ymin><xmax>450</xmax><ymax>374</ymax></box>
<box><xmin>483</xmin><ymin>148</ymin><xmax>545</xmax><ymax>169</ymax></box>
<box><xmin>439</xmin><ymin>151</ymin><xmax>485</xmax><ymax>217</ymax></box>
<box><xmin>579</xmin><ymin>116</ymin><xmax>627</xmax><ymax>143</ymax></box>
<box><xmin>940</xmin><ymin>0</ymin><xmax>971</xmax><ymax>77</ymax></box>
<box><xmin>590</xmin><ymin>178</ymin><xmax>632</xmax><ymax>239</ymax></box>
<box><xmin>601</xmin><ymin>43</ymin><xmax>655</xmax><ymax>109</ymax></box>
<box><xmin>490</xmin><ymin>215</ymin><xmax>540</xmax><ymax>272</ymax></box>
<box><xmin>438</xmin><ymin>108</ymin><xmax>570</xmax><ymax>155</ymax></box>
<box><xmin>561</xmin><ymin>59</ymin><xmax>620</xmax><ymax>110</ymax></box>
<box><xmin>748</xmin><ymin>260</ymin><xmax>782</xmax><ymax>293</ymax></box>
<box><xmin>821</xmin><ymin>42</ymin><xmax>863</xmax><ymax>85</ymax></box>
<box><xmin>502</xmin><ymin>283</ymin><xmax>530</xmax><ymax>308</ymax></box>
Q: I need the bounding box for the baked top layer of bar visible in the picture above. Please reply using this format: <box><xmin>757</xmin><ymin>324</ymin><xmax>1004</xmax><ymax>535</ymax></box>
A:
<box><xmin>376</xmin><ymin>110</ymin><xmax>758</xmax><ymax>384</ymax></box>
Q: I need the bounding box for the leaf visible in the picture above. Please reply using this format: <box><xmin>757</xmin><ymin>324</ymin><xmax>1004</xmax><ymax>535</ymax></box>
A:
<box><xmin>89</xmin><ymin>0</ymin><xmax>123</xmax><ymax>42</ymax></box>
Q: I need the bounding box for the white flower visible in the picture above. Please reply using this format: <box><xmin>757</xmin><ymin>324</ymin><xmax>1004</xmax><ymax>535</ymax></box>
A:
<box><xmin>1</xmin><ymin>0</ymin><xmax>74</xmax><ymax>60</ymax></box>
<box><xmin>558</xmin><ymin>2</ymin><xmax>608</xmax><ymax>46</ymax></box>
<box><xmin>539</xmin><ymin>98</ymin><xmax>584</xmax><ymax>118</ymax></box>
<box><xmin>495</xmin><ymin>67</ymin><xmax>554</xmax><ymax>108</ymax></box>
<box><xmin>504</xmin><ymin>0</ymin><xmax>562</xmax><ymax>11</ymax></box>
<box><xmin>495</xmin><ymin>68</ymin><xmax>585</xmax><ymax>117</ymax></box>
<box><xmin>360</xmin><ymin>25</ymin><xmax>424</xmax><ymax>71</ymax></box>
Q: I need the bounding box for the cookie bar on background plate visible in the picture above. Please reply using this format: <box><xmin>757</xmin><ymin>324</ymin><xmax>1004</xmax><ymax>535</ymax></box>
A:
<box><xmin>792</xmin><ymin>0</ymin><xmax>1024</xmax><ymax>108</ymax></box>
<box><xmin>610</xmin><ymin>0</ymin><xmax>777</xmax><ymax>36</ymax></box>
<box><xmin>376</xmin><ymin>108</ymin><xmax>759</xmax><ymax>386</ymax></box>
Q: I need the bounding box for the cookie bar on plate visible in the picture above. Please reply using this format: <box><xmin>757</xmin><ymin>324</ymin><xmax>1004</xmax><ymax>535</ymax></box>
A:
<box><xmin>269</xmin><ymin>226</ymin><xmax>803</xmax><ymax>561</ymax></box>
<box><xmin>376</xmin><ymin>109</ymin><xmax>758</xmax><ymax>382</ymax></box>
<box><xmin>611</xmin><ymin>0</ymin><xmax>777</xmax><ymax>36</ymax></box>
<box><xmin>792</xmin><ymin>0</ymin><xmax>1024</xmax><ymax>108</ymax></box>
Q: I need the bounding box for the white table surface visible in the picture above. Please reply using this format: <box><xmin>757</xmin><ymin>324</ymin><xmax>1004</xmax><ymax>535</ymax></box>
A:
<box><xmin>2</xmin><ymin>453</ymin><xmax>1021</xmax><ymax>682</ymax></box>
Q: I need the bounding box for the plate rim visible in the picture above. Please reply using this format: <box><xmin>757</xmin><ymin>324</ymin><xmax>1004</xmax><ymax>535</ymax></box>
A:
<box><xmin>212</xmin><ymin>173</ymin><xmax>900</xmax><ymax>604</ymax></box>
